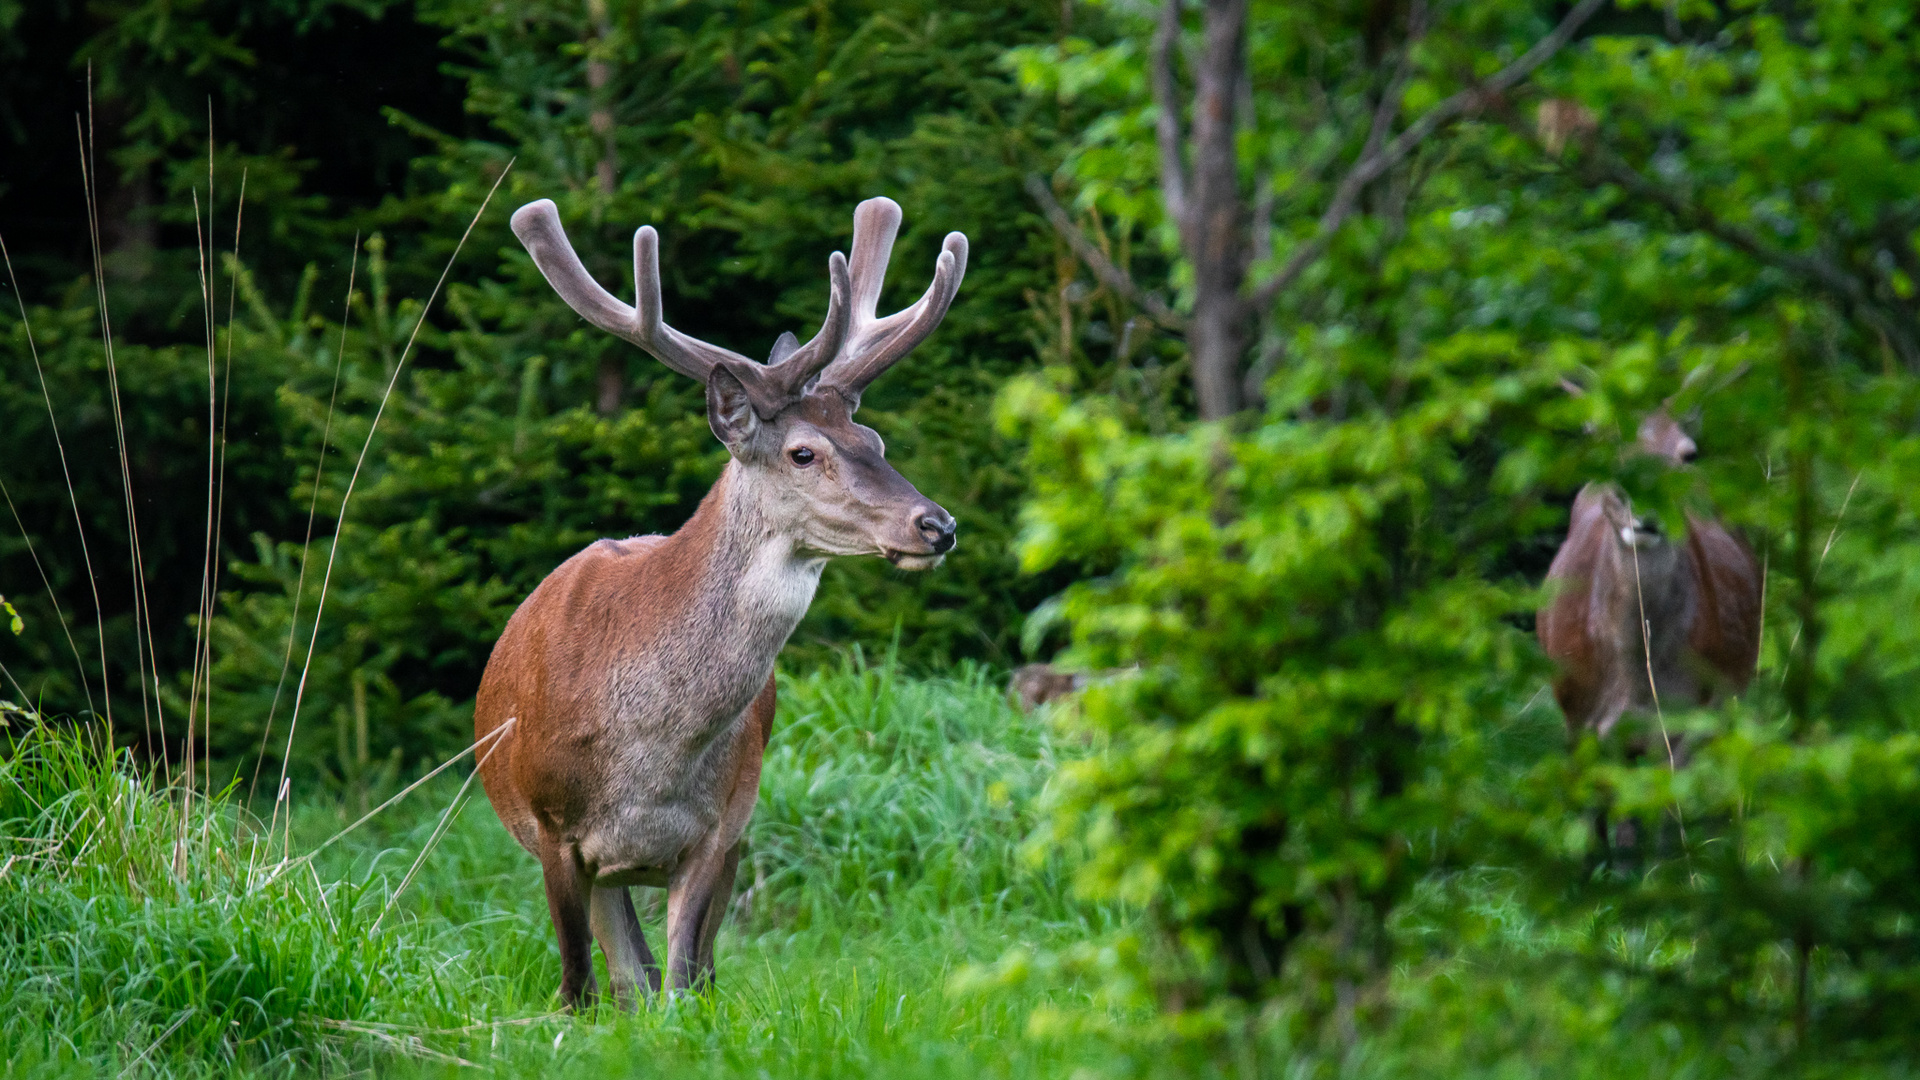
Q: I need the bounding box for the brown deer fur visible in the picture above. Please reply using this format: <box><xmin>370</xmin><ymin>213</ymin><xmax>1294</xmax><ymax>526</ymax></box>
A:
<box><xmin>476</xmin><ymin>197</ymin><xmax>966</xmax><ymax>1008</ymax></box>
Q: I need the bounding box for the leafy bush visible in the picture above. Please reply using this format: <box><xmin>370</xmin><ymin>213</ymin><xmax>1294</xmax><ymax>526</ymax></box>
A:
<box><xmin>993</xmin><ymin>0</ymin><xmax>1920</xmax><ymax>1068</ymax></box>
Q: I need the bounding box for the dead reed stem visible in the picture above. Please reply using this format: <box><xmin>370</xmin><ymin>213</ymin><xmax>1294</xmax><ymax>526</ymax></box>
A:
<box><xmin>266</xmin><ymin>160</ymin><xmax>513</xmax><ymax>859</ymax></box>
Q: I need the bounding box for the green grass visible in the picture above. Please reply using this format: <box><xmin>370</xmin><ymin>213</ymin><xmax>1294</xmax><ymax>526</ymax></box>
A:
<box><xmin>0</xmin><ymin>659</ymin><xmax>1137</xmax><ymax>1078</ymax></box>
<box><xmin>0</xmin><ymin>663</ymin><xmax>1898</xmax><ymax>1080</ymax></box>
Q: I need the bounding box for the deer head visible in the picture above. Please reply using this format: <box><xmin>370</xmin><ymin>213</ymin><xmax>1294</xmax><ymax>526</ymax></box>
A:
<box><xmin>1635</xmin><ymin>406</ymin><xmax>1698</xmax><ymax>465</ymax></box>
<box><xmin>1588</xmin><ymin>404</ymin><xmax>1701</xmax><ymax>548</ymax></box>
<box><xmin>511</xmin><ymin>196</ymin><xmax>966</xmax><ymax>568</ymax></box>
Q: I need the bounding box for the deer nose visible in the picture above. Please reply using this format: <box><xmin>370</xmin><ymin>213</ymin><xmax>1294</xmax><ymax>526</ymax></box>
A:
<box><xmin>1677</xmin><ymin>438</ymin><xmax>1698</xmax><ymax>464</ymax></box>
<box><xmin>916</xmin><ymin>509</ymin><xmax>957</xmax><ymax>553</ymax></box>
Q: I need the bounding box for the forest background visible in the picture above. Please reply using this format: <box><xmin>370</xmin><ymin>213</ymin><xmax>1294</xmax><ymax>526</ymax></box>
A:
<box><xmin>3</xmin><ymin>0</ymin><xmax>1920</xmax><ymax>1074</ymax></box>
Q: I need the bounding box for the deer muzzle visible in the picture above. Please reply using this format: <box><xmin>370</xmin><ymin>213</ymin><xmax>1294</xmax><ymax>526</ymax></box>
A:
<box><xmin>886</xmin><ymin>502</ymin><xmax>956</xmax><ymax>569</ymax></box>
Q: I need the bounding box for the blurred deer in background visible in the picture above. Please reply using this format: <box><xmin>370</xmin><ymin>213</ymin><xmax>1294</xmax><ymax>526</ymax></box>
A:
<box><xmin>1537</xmin><ymin>406</ymin><xmax>1763</xmax><ymax>754</ymax></box>
<box><xmin>1009</xmin><ymin>663</ymin><xmax>1085</xmax><ymax>711</ymax></box>
<box><xmin>475</xmin><ymin>197</ymin><xmax>966</xmax><ymax>1008</ymax></box>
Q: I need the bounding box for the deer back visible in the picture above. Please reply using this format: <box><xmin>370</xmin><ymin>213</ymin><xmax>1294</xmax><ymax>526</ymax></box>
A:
<box><xmin>1681</xmin><ymin>511</ymin><xmax>1763</xmax><ymax>691</ymax></box>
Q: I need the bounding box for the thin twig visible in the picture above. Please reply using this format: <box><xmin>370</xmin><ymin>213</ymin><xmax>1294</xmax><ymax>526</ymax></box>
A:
<box><xmin>0</xmin><ymin>238</ymin><xmax>101</xmax><ymax>718</ymax></box>
<box><xmin>247</xmin><ymin>236</ymin><xmax>359</xmax><ymax>817</ymax></box>
<box><xmin>257</xmin><ymin>718</ymin><xmax>515</xmax><ymax>885</ymax></box>
<box><xmin>1780</xmin><ymin>468</ymin><xmax>1863</xmax><ymax>671</ymax></box>
<box><xmin>79</xmin><ymin>82</ymin><xmax>172</xmax><ymax>767</ymax></box>
<box><xmin>1626</xmin><ymin>507</ymin><xmax>1690</xmax><ymax>860</ymax></box>
<box><xmin>0</xmin><ymin>475</ymin><xmax>94</xmax><ymax>707</ymax></box>
<box><xmin>80</xmin><ymin>80</ymin><xmax>169</xmax><ymax>757</ymax></box>
<box><xmin>376</xmin><ymin>723</ymin><xmax>512</xmax><ymax>927</ymax></box>
<box><xmin>0</xmin><ymin>660</ymin><xmax>34</xmax><ymax>711</ymax></box>
<box><xmin>1250</xmin><ymin>0</ymin><xmax>1608</xmax><ymax>309</ymax></box>
<box><xmin>186</xmin><ymin>187</ymin><xmax>213</xmax><ymax>818</ymax></box>
<box><xmin>1593</xmin><ymin>152</ymin><xmax>1920</xmax><ymax>368</ymax></box>
<box><xmin>203</xmin><ymin>167</ymin><xmax>247</xmax><ymax>817</ymax></box>
<box><xmin>1626</xmin><ymin>520</ymin><xmax>1678</xmax><ymax>773</ymax></box>
<box><xmin>1024</xmin><ymin>176</ymin><xmax>1185</xmax><ymax>331</ymax></box>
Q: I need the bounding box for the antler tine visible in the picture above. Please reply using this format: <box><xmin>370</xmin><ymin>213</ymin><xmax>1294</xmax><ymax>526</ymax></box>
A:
<box><xmin>509</xmin><ymin>199</ymin><xmax>752</xmax><ymax>385</ymax></box>
<box><xmin>631</xmin><ymin>223</ymin><xmax>757</xmax><ymax>379</ymax></box>
<box><xmin>763</xmin><ymin>249</ymin><xmax>851</xmax><ymax>399</ymax></box>
<box><xmin>817</xmin><ymin>197</ymin><xmax>969</xmax><ymax>404</ymax></box>
<box><xmin>847</xmin><ymin>197</ymin><xmax>903</xmax><ymax>323</ymax></box>
<box><xmin>515</xmin><ymin>198</ymin><xmax>891</xmax><ymax>416</ymax></box>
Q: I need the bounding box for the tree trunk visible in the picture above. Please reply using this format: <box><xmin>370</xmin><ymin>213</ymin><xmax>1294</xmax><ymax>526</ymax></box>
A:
<box><xmin>1164</xmin><ymin>0</ymin><xmax>1251</xmax><ymax>420</ymax></box>
<box><xmin>596</xmin><ymin>356</ymin><xmax>624</xmax><ymax>416</ymax></box>
<box><xmin>587</xmin><ymin>0</ymin><xmax>617</xmax><ymax>197</ymax></box>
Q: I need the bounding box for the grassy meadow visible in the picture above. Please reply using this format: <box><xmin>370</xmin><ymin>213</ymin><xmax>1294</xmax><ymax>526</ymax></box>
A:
<box><xmin>0</xmin><ymin>658</ymin><xmax>1145</xmax><ymax>1078</ymax></box>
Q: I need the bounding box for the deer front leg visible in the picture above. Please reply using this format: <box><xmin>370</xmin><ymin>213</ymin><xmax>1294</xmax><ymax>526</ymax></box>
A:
<box><xmin>663</xmin><ymin>677</ymin><xmax>773</xmax><ymax>992</ymax></box>
<box><xmin>695</xmin><ymin>842</ymin><xmax>743</xmax><ymax>976</ymax></box>
<box><xmin>590</xmin><ymin>885</ymin><xmax>661</xmax><ymax>1008</ymax></box>
<box><xmin>664</xmin><ymin>842</ymin><xmax>729</xmax><ymax>992</ymax></box>
<box><xmin>536</xmin><ymin>832</ymin><xmax>597</xmax><ymax>1010</ymax></box>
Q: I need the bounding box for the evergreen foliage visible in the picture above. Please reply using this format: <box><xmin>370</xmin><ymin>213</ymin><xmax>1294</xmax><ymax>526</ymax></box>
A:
<box><xmin>1</xmin><ymin>0</ymin><xmax>1081</xmax><ymax>779</ymax></box>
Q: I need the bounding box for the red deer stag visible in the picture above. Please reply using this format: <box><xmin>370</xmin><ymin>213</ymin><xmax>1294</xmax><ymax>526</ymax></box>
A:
<box><xmin>1537</xmin><ymin>407</ymin><xmax>1762</xmax><ymax>746</ymax></box>
<box><xmin>475</xmin><ymin>197</ymin><xmax>966</xmax><ymax>1008</ymax></box>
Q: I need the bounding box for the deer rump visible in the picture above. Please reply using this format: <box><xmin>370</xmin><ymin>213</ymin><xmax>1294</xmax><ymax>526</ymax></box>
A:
<box><xmin>1537</xmin><ymin>482</ymin><xmax>1762</xmax><ymax>738</ymax></box>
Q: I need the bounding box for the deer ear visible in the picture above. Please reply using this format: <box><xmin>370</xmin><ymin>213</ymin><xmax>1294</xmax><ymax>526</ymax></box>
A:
<box><xmin>706</xmin><ymin>366</ymin><xmax>759</xmax><ymax>449</ymax></box>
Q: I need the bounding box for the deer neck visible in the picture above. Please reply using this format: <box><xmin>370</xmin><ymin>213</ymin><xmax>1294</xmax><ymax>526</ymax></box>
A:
<box><xmin>666</xmin><ymin>462</ymin><xmax>825</xmax><ymax>662</ymax></box>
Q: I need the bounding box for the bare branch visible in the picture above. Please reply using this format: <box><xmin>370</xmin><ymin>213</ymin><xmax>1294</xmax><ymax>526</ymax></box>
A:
<box><xmin>1251</xmin><ymin>0</ymin><xmax>1608</xmax><ymax>309</ymax></box>
<box><xmin>1025</xmin><ymin>175</ymin><xmax>1187</xmax><ymax>331</ymax></box>
<box><xmin>1251</xmin><ymin>171</ymin><xmax>1274</xmax><ymax>266</ymax></box>
<box><xmin>1866</xmin><ymin>206</ymin><xmax>1920</xmax><ymax>304</ymax></box>
<box><xmin>1593</xmin><ymin>150</ymin><xmax>1920</xmax><ymax>368</ymax></box>
<box><xmin>1357</xmin><ymin>0</ymin><xmax>1429</xmax><ymax>178</ymax></box>
<box><xmin>1153</xmin><ymin>0</ymin><xmax>1190</xmax><ymax>234</ymax></box>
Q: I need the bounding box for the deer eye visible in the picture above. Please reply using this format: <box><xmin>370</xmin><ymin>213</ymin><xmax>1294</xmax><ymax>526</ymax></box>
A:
<box><xmin>788</xmin><ymin>447</ymin><xmax>816</xmax><ymax>467</ymax></box>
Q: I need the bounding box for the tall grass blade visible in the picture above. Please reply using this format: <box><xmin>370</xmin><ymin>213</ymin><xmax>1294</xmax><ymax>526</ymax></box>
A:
<box><xmin>269</xmin><ymin>160</ymin><xmax>514</xmax><ymax>841</ymax></box>
<box><xmin>259</xmin><ymin>717</ymin><xmax>514</xmax><ymax>886</ymax></box>
<box><xmin>0</xmin><ymin>467</ymin><xmax>94</xmax><ymax>713</ymax></box>
<box><xmin>209</xmin><ymin>169</ymin><xmax>247</xmax><ymax>814</ymax></box>
<box><xmin>0</xmin><ymin>233</ymin><xmax>102</xmax><ymax>720</ymax></box>
<box><xmin>247</xmin><ymin>236</ymin><xmax>358</xmax><ymax>815</ymax></box>
<box><xmin>186</xmin><ymin>185</ymin><xmax>214</xmax><ymax>811</ymax></box>
<box><xmin>376</xmin><ymin>725</ymin><xmax>509</xmax><ymax>928</ymax></box>
<box><xmin>76</xmin><ymin>77</ymin><xmax>169</xmax><ymax>764</ymax></box>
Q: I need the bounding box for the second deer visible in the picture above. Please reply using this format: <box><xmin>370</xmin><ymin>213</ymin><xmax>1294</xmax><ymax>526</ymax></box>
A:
<box><xmin>1537</xmin><ymin>407</ymin><xmax>1763</xmax><ymax>748</ymax></box>
<box><xmin>474</xmin><ymin>197</ymin><xmax>966</xmax><ymax>1008</ymax></box>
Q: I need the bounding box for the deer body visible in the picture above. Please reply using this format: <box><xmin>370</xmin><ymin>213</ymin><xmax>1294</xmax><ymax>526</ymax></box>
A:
<box><xmin>1538</xmin><ymin>411</ymin><xmax>1762</xmax><ymax>740</ymax></box>
<box><xmin>477</xmin><ymin>197</ymin><xmax>966</xmax><ymax>1008</ymax></box>
<box><xmin>478</xmin><ymin>475</ymin><xmax>813</xmax><ymax>880</ymax></box>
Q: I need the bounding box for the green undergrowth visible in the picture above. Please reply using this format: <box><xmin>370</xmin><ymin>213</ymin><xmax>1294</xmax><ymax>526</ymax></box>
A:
<box><xmin>0</xmin><ymin>663</ymin><xmax>1889</xmax><ymax>1079</ymax></box>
